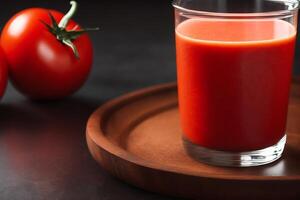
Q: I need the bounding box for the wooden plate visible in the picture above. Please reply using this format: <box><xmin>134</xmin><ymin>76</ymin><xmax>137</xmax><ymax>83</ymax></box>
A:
<box><xmin>86</xmin><ymin>83</ymin><xmax>300</xmax><ymax>200</ymax></box>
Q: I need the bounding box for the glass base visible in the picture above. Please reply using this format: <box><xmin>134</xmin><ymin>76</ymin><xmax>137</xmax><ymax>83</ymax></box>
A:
<box><xmin>183</xmin><ymin>134</ymin><xmax>286</xmax><ymax>167</ymax></box>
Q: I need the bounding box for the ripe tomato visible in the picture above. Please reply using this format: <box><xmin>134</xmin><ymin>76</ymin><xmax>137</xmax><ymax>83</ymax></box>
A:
<box><xmin>1</xmin><ymin>5</ymin><xmax>93</xmax><ymax>99</ymax></box>
<box><xmin>0</xmin><ymin>47</ymin><xmax>8</xmax><ymax>99</ymax></box>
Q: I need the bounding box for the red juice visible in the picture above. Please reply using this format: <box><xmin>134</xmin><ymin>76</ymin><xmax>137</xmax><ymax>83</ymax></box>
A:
<box><xmin>175</xmin><ymin>19</ymin><xmax>296</xmax><ymax>151</ymax></box>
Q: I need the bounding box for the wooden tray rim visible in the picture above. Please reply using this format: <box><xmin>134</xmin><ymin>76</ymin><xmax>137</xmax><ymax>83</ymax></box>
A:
<box><xmin>86</xmin><ymin>82</ymin><xmax>300</xmax><ymax>181</ymax></box>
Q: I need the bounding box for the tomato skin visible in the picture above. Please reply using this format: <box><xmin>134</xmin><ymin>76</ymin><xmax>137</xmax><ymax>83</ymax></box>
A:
<box><xmin>0</xmin><ymin>47</ymin><xmax>8</xmax><ymax>99</ymax></box>
<box><xmin>1</xmin><ymin>8</ymin><xmax>93</xmax><ymax>99</ymax></box>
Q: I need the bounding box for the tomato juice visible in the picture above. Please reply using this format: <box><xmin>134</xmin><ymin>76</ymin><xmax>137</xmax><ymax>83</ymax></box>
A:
<box><xmin>175</xmin><ymin>19</ymin><xmax>296</xmax><ymax>151</ymax></box>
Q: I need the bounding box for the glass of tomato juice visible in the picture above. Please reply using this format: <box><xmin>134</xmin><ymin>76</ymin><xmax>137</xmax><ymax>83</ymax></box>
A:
<box><xmin>173</xmin><ymin>0</ymin><xmax>299</xmax><ymax>167</ymax></box>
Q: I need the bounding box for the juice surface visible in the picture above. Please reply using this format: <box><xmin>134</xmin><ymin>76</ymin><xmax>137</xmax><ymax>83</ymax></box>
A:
<box><xmin>175</xmin><ymin>19</ymin><xmax>296</xmax><ymax>151</ymax></box>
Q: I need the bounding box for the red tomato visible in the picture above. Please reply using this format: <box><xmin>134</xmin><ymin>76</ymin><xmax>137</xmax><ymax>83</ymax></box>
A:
<box><xmin>1</xmin><ymin>8</ymin><xmax>93</xmax><ymax>99</ymax></box>
<box><xmin>0</xmin><ymin>47</ymin><xmax>8</xmax><ymax>99</ymax></box>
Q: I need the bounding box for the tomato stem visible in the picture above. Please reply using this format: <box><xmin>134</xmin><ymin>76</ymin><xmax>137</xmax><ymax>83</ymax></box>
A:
<box><xmin>59</xmin><ymin>1</ymin><xmax>77</xmax><ymax>29</ymax></box>
<box><xmin>41</xmin><ymin>1</ymin><xmax>98</xmax><ymax>59</ymax></box>
<box><xmin>59</xmin><ymin>1</ymin><xmax>80</xmax><ymax>59</ymax></box>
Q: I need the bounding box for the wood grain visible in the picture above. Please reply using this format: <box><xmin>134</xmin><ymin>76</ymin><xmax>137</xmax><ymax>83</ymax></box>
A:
<box><xmin>86</xmin><ymin>82</ymin><xmax>300</xmax><ymax>199</ymax></box>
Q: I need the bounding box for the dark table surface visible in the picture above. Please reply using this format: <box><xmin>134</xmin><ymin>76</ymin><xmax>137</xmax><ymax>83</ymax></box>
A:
<box><xmin>0</xmin><ymin>0</ymin><xmax>300</xmax><ymax>200</ymax></box>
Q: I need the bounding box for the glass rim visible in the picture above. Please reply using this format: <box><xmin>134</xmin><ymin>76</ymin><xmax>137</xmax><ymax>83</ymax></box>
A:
<box><xmin>172</xmin><ymin>0</ymin><xmax>299</xmax><ymax>18</ymax></box>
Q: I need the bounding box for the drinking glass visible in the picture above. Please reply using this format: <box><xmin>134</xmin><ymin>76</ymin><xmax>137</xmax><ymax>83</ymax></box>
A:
<box><xmin>173</xmin><ymin>0</ymin><xmax>299</xmax><ymax>167</ymax></box>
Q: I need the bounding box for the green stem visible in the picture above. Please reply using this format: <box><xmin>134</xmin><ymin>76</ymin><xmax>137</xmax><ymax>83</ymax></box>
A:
<box><xmin>59</xmin><ymin>1</ymin><xmax>77</xmax><ymax>29</ymax></box>
<box><xmin>41</xmin><ymin>0</ymin><xmax>98</xmax><ymax>59</ymax></box>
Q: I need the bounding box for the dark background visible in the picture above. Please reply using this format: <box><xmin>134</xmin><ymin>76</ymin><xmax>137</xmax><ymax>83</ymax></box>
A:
<box><xmin>0</xmin><ymin>0</ymin><xmax>299</xmax><ymax>199</ymax></box>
